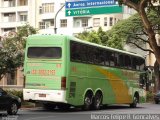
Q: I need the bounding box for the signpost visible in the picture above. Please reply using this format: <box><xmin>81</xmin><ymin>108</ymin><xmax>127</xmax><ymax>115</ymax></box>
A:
<box><xmin>65</xmin><ymin>0</ymin><xmax>123</xmax><ymax>17</ymax></box>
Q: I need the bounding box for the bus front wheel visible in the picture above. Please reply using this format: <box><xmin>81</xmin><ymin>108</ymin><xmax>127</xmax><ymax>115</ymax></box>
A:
<box><xmin>130</xmin><ymin>95</ymin><xmax>138</xmax><ymax>108</ymax></box>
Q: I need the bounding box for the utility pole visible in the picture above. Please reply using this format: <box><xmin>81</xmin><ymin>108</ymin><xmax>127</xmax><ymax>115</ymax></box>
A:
<box><xmin>54</xmin><ymin>4</ymin><xmax>65</xmax><ymax>34</ymax></box>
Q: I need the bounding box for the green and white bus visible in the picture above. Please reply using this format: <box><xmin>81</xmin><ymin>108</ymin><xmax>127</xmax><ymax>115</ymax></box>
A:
<box><xmin>23</xmin><ymin>34</ymin><xmax>146</xmax><ymax>110</ymax></box>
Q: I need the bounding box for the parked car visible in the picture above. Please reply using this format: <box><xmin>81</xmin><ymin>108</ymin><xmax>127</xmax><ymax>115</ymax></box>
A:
<box><xmin>0</xmin><ymin>88</ymin><xmax>21</xmax><ymax>115</ymax></box>
<box><xmin>154</xmin><ymin>91</ymin><xmax>160</xmax><ymax>104</ymax></box>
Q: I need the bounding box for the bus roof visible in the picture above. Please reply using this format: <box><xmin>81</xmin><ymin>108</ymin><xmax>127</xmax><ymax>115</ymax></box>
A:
<box><xmin>27</xmin><ymin>34</ymin><xmax>144</xmax><ymax>59</ymax></box>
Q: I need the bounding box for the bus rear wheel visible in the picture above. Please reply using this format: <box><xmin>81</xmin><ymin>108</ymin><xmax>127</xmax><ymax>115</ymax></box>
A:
<box><xmin>82</xmin><ymin>92</ymin><xmax>93</xmax><ymax>110</ymax></box>
<box><xmin>93</xmin><ymin>92</ymin><xmax>103</xmax><ymax>110</ymax></box>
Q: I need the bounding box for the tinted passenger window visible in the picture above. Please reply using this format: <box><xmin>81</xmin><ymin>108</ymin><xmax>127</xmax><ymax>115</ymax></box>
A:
<box><xmin>105</xmin><ymin>51</ymin><xmax>111</xmax><ymax>66</ymax></box>
<box><xmin>70</xmin><ymin>41</ymin><xmax>87</xmax><ymax>62</ymax></box>
<box><xmin>124</xmin><ymin>55</ymin><xmax>132</xmax><ymax>69</ymax></box>
<box><xmin>139</xmin><ymin>58</ymin><xmax>145</xmax><ymax>70</ymax></box>
<box><xmin>132</xmin><ymin>57</ymin><xmax>139</xmax><ymax>70</ymax></box>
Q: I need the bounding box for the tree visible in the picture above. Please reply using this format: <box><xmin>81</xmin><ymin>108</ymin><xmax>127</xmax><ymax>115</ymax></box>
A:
<box><xmin>118</xmin><ymin>0</ymin><xmax>160</xmax><ymax>91</ymax></box>
<box><xmin>108</xmin><ymin>10</ymin><xmax>160</xmax><ymax>54</ymax></box>
<box><xmin>76</xmin><ymin>27</ymin><xmax>124</xmax><ymax>50</ymax></box>
<box><xmin>0</xmin><ymin>24</ymin><xmax>37</xmax><ymax>80</ymax></box>
<box><xmin>118</xmin><ymin>0</ymin><xmax>160</xmax><ymax>64</ymax></box>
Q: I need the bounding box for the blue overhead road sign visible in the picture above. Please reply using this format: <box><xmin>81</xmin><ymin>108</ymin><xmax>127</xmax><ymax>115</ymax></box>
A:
<box><xmin>65</xmin><ymin>0</ymin><xmax>116</xmax><ymax>9</ymax></box>
<box><xmin>65</xmin><ymin>0</ymin><xmax>123</xmax><ymax>17</ymax></box>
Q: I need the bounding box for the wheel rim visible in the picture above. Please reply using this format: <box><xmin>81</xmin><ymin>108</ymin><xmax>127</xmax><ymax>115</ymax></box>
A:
<box><xmin>133</xmin><ymin>97</ymin><xmax>138</xmax><ymax>107</ymax></box>
<box><xmin>85</xmin><ymin>96</ymin><xmax>91</xmax><ymax>106</ymax></box>
<box><xmin>11</xmin><ymin>103</ymin><xmax>18</xmax><ymax>114</ymax></box>
<box><xmin>95</xmin><ymin>94</ymin><xmax>102</xmax><ymax>109</ymax></box>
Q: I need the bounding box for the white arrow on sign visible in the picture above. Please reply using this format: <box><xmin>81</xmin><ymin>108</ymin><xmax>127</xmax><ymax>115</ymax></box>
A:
<box><xmin>68</xmin><ymin>3</ymin><xmax>71</xmax><ymax>8</ymax></box>
<box><xmin>68</xmin><ymin>11</ymin><xmax>71</xmax><ymax>15</ymax></box>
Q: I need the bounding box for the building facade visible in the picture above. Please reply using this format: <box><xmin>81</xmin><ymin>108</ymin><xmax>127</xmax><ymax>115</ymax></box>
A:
<box><xmin>0</xmin><ymin>0</ymin><xmax>140</xmax><ymax>89</ymax></box>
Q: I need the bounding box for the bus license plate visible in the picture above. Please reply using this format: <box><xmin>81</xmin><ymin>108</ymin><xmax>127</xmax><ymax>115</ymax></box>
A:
<box><xmin>39</xmin><ymin>94</ymin><xmax>46</xmax><ymax>97</ymax></box>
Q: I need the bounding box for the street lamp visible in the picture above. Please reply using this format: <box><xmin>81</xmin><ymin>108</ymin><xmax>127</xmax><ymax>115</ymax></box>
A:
<box><xmin>54</xmin><ymin>4</ymin><xmax>65</xmax><ymax>34</ymax></box>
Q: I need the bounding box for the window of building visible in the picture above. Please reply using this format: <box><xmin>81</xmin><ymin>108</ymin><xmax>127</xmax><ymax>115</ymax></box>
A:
<box><xmin>19</xmin><ymin>12</ymin><xmax>27</xmax><ymax>21</ymax></box>
<box><xmin>82</xmin><ymin>19</ymin><xmax>88</xmax><ymax>27</ymax></box>
<box><xmin>104</xmin><ymin>17</ymin><xmax>107</xmax><ymax>26</ymax></box>
<box><xmin>60</xmin><ymin>19</ymin><xmax>67</xmax><ymax>27</ymax></box>
<box><xmin>19</xmin><ymin>0</ymin><xmax>28</xmax><ymax>6</ymax></box>
<box><xmin>20</xmin><ymin>15</ymin><xmax>27</xmax><ymax>21</ymax></box>
<box><xmin>4</xmin><ymin>0</ymin><xmax>16</xmax><ymax>7</ymax></box>
<box><xmin>39</xmin><ymin>6</ymin><xmax>42</xmax><ymax>14</ymax></box>
<box><xmin>4</xmin><ymin>13</ymin><xmax>16</xmax><ymax>22</ymax></box>
<box><xmin>109</xmin><ymin>17</ymin><xmax>113</xmax><ymax>26</ymax></box>
<box><xmin>93</xmin><ymin>18</ymin><xmax>100</xmax><ymax>27</ymax></box>
<box><xmin>39</xmin><ymin>21</ymin><xmax>54</xmax><ymax>29</ymax></box>
<box><xmin>39</xmin><ymin>22</ymin><xmax>45</xmax><ymax>29</ymax></box>
<box><xmin>114</xmin><ymin>18</ymin><xmax>117</xmax><ymax>24</ymax></box>
<box><xmin>7</xmin><ymin>72</ymin><xmax>17</xmax><ymax>85</ymax></box>
<box><xmin>42</xmin><ymin>3</ymin><xmax>54</xmax><ymax>13</ymax></box>
<box><xmin>9</xmin><ymin>0</ymin><xmax>16</xmax><ymax>7</ymax></box>
<box><xmin>3</xmin><ymin>28</ymin><xmax>15</xmax><ymax>32</ymax></box>
<box><xmin>50</xmin><ymin>20</ymin><xmax>54</xmax><ymax>26</ymax></box>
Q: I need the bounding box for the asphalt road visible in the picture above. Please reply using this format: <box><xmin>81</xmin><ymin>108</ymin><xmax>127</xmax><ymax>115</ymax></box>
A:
<box><xmin>1</xmin><ymin>103</ymin><xmax>160</xmax><ymax>120</ymax></box>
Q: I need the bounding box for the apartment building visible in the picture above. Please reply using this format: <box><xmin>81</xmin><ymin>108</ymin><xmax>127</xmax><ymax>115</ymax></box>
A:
<box><xmin>0</xmin><ymin>0</ymin><xmax>138</xmax><ymax>89</ymax></box>
<box><xmin>0</xmin><ymin>0</ymin><xmax>37</xmax><ymax>34</ymax></box>
<box><xmin>0</xmin><ymin>0</ymin><xmax>135</xmax><ymax>35</ymax></box>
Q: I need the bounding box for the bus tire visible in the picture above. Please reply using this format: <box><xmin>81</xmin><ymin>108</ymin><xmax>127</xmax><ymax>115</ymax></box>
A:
<box><xmin>82</xmin><ymin>91</ymin><xmax>93</xmax><ymax>110</ymax></box>
<box><xmin>130</xmin><ymin>94</ymin><xmax>139</xmax><ymax>108</ymax></box>
<box><xmin>93</xmin><ymin>92</ymin><xmax>103</xmax><ymax>110</ymax></box>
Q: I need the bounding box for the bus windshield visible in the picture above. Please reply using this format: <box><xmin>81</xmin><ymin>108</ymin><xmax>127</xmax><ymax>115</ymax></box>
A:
<box><xmin>27</xmin><ymin>47</ymin><xmax>62</xmax><ymax>59</ymax></box>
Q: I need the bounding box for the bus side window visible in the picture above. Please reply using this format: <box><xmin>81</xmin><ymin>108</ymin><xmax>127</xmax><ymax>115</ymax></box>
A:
<box><xmin>119</xmin><ymin>54</ymin><xmax>124</xmax><ymax>68</ymax></box>
<box><xmin>124</xmin><ymin>55</ymin><xmax>132</xmax><ymax>69</ymax></box>
<box><xmin>99</xmin><ymin>49</ymin><xmax>105</xmax><ymax>65</ymax></box>
<box><xmin>110</xmin><ymin>52</ymin><xmax>115</xmax><ymax>67</ymax></box>
<box><xmin>70</xmin><ymin>42</ymin><xmax>76</xmax><ymax>61</ymax></box>
<box><xmin>94</xmin><ymin>48</ymin><xmax>105</xmax><ymax>65</ymax></box>
<box><xmin>80</xmin><ymin>44</ymin><xmax>87</xmax><ymax>62</ymax></box>
<box><xmin>132</xmin><ymin>57</ymin><xmax>139</xmax><ymax>70</ymax></box>
<box><xmin>87</xmin><ymin>46</ymin><xmax>94</xmax><ymax>64</ymax></box>
<box><xmin>105</xmin><ymin>51</ymin><xmax>110</xmax><ymax>66</ymax></box>
<box><xmin>115</xmin><ymin>53</ymin><xmax>120</xmax><ymax>67</ymax></box>
<box><xmin>71</xmin><ymin>41</ymin><xmax>87</xmax><ymax>62</ymax></box>
<box><xmin>139</xmin><ymin>59</ymin><xmax>145</xmax><ymax>71</ymax></box>
<box><xmin>70</xmin><ymin>42</ymin><xmax>81</xmax><ymax>62</ymax></box>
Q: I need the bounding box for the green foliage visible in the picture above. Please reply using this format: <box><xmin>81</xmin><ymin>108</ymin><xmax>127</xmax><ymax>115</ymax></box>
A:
<box><xmin>76</xmin><ymin>27</ymin><xmax>124</xmax><ymax>50</ymax></box>
<box><xmin>146</xmin><ymin>91</ymin><xmax>154</xmax><ymax>102</ymax></box>
<box><xmin>6</xmin><ymin>90</ymin><xmax>23</xmax><ymax>100</ymax></box>
<box><xmin>107</xmin><ymin>10</ymin><xmax>160</xmax><ymax>51</ymax></box>
<box><xmin>0</xmin><ymin>24</ymin><xmax>37</xmax><ymax>79</ymax></box>
<box><xmin>118</xmin><ymin>0</ymin><xmax>140</xmax><ymax>5</ymax></box>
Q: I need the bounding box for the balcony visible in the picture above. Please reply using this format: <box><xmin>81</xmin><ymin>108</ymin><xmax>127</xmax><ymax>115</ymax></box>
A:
<box><xmin>40</xmin><ymin>13</ymin><xmax>55</xmax><ymax>20</ymax></box>
<box><xmin>17</xmin><ymin>0</ymin><xmax>28</xmax><ymax>6</ymax></box>
<box><xmin>2</xmin><ymin>0</ymin><xmax>16</xmax><ymax>7</ymax></box>
<box><xmin>0</xmin><ymin>21</ymin><xmax>26</xmax><ymax>28</ymax></box>
<box><xmin>0</xmin><ymin>6</ymin><xmax>28</xmax><ymax>13</ymax></box>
